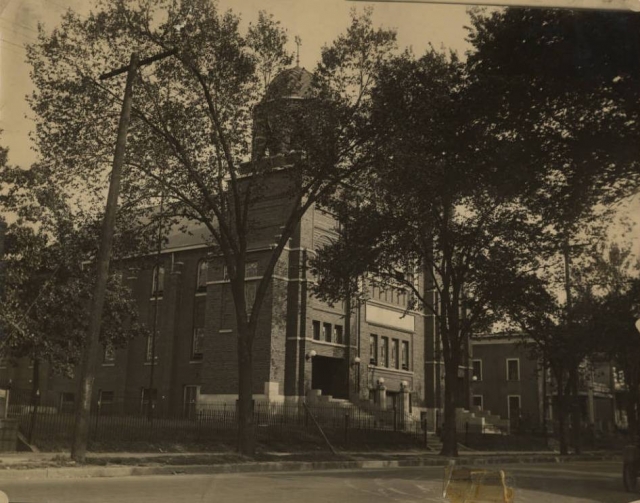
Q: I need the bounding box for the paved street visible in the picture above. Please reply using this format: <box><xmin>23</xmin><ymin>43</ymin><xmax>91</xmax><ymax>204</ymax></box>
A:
<box><xmin>0</xmin><ymin>461</ymin><xmax>636</xmax><ymax>503</ymax></box>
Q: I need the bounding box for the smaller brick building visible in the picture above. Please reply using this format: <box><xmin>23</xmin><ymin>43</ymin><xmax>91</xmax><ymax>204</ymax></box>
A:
<box><xmin>470</xmin><ymin>334</ymin><xmax>617</xmax><ymax>433</ymax></box>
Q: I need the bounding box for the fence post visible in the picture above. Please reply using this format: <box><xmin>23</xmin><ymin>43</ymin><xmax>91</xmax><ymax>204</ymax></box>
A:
<box><xmin>344</xmin><ymin>412</ymin><xmax>349</xmax><ymax>447</ymax></box>
<box><xmin>465</xmin><ymin>421</ymin><xmax>469</xmax><ymax>446</ymax></box>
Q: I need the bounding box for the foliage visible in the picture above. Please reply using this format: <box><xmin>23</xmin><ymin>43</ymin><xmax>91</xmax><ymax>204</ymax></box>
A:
<box><xmin>25</xmin><ymin>0</ymin><xmax>397</xmax><ymax>455</ymax></box>
<box><xmin>0</xmin><ymin>135</ymin><xmax>147</xmax><ymax>378</ymax></box>
<box><xmin>466</xmin><ymin>8</ymin><xmax>640</xmax><ymax>233</ymax></box>
<box><xmin>312</xmin><ymin>48</ymin><xmax>545</xmax><ymax>457</ymax></box>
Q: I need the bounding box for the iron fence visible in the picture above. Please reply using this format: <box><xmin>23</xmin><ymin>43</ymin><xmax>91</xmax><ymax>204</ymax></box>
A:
<box><xmin>5</xmin><ymin>389</ymin><xmax>428</xmax><ymax>451</ymax></box>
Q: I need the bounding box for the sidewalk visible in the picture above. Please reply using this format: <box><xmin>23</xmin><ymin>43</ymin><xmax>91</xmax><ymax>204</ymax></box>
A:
<box><xmin>0</xmin><ymin>448</ymin><xmax>622</xmax><ymax>480</ymax></box>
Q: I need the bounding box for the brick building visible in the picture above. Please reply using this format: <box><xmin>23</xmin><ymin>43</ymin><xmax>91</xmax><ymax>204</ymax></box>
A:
<box><xmin>470</xmin><ymin>334</ymin><xmax>617</xmax><ymax>433</ymax></box>
<box><xmin>0</xmin><ymin>67</ymin><xmax>443</xmax><ymax>420</ymax></box>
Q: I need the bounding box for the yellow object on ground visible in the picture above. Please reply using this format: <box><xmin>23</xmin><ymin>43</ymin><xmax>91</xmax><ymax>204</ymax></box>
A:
<box><xmin>443</xmin><ymin>463</ymin><xmax>515</xmax><ymax>503</ymax></box>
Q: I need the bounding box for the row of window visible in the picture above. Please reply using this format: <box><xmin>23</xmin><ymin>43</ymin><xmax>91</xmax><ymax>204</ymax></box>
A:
<box><xmin>312</xmin><ymin>321</ymin><xmax>344</xmax><ymax>344</ymax></box>
<box><xmin>150</xmin><ymin>259</ymin><xmax>210</xmax><ymax>297</ymax></box>
<box><xmin>370</xmin><ymin>334</ymin><xmax>410</xmax><ymax>371</ymax></box>
<box><xmin>472</xmin><ymin>358</ymin><xmax>520</xmax><ymax>382</ymax></box>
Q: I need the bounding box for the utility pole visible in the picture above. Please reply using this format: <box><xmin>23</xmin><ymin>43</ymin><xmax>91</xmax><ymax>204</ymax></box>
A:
<box><xmin>71</xmin><ymin>48</ymin><xmax>176</xmax><ymax>463</ymax></box>
<box><xmin>563</xmin><ymin>241</ymin><xmax>583</xmax><ymax>454</ymax></box>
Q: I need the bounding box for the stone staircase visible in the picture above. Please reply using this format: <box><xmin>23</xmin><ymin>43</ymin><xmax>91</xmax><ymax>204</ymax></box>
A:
<box><xmin>455</xmin><ymin>406</ymin><xmax>510</xmax><ymax>434</ymax></box>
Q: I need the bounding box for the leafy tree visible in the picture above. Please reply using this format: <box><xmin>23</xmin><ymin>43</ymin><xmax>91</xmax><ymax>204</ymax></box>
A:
<box><xmin>26</xmin><ymin>0</ymin><xmax>396</xmax><ymax>457</ymax></box>
<box><xmin>312</xmin><ymin>49</ymin><xmax>543</xmax><ymax>457</ymax></box>
<box><xmin>466</xmin><ymin>8</ymin><xmax>640</xmax><ymax>232</ymax></box>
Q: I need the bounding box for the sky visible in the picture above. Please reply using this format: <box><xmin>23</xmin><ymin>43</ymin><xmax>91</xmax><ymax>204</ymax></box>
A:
<box><xmin>0</xmin><ymin>0</ymin><xmax>473</xmax><ymax>168</ymax></box>
<box><xmin>0</xmin><ymin>0</ymin><xmax>638</xmax><ymax>257</ymax></box>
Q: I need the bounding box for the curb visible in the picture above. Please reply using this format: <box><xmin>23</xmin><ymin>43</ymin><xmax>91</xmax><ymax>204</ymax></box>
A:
<box><xmin>0</xmin><ymin>453</ymin><xmax>622</xmax><ymax>480</ymax></box>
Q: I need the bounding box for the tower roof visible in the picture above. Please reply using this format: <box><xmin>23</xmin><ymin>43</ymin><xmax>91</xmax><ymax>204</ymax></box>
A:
<box><xmin>264</xmin><ymin>67</ymin><xmax>314</xmax><ymax>101</ymax></box>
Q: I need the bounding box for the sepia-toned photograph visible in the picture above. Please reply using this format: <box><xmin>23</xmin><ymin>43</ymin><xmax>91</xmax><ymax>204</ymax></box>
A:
<box><xmin>0</xmin><ymin>0</ymin><xmax>639</xmax><ymax>501</ymax></box>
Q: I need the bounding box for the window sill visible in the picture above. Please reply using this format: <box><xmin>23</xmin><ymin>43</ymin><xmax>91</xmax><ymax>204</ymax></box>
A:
<box><xmin>144</xmin><ymin>361</ymin><xmax>159</xmax><ymax>366</ymax></box>
<box><xmin>101</xmin><ymin>363</ymin><xmax>116</xmax><ymax>367</ymax></box>
<box><xmin>189</xmin><ymin>359</ymin><xmax>203</xmax><ymax>364</ymax></box>
<box><xmin>368</xmin><ymin>365</ymin><xmax>414</xmax><ymax>375</ymax></box>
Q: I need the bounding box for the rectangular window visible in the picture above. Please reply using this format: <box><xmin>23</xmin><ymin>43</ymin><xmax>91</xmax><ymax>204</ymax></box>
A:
<box><xmin>0</xmin><ymin>353</ymin><xmax>8</xmax><ymax>369</ymax></box>
<box><xmin>196</xmin><ymin>260</ymin><xmax>209</xmax><ymax>291</ymax></box>
<box><xmin>192</xmin><ymin>295</ymin><xmax>206</xmax><ymax>359</ymax></box>
<box><xmin>472</xmin><ymin>359</ymin><xmax>482</xmax><ymax>381</ymax></box>
<box><xmin>381</xmin><ymin>337</ymin><xmax>389</xmax><ymax>367</ymax></box>
<box><xmin>98</xmin><ymin>390</ymin><xmax>114</xmax><ymax>405</ymax></box>
<box><xmin>507</xmin><ymin>359</ymin><xmax>520</xmax><ymax>381</ymax></box>
<box><xmin>151</xmin><ymin>265</ymin><xmax>165</xmax><ymax>297</ymax></box>
<box><xmin>334</xmin><ymin>325</ymin><xmax>343</xmax><ymax>345</ymax></box>
<box><xmin>472</xmin><ymin>395</ymin><xmax>483</xmax><ymax>410</ymax></box>
<box><xmin>323</xmin><ymin>323</ymin><xmax>332</xmax><ymax>343</ymax></box>
<box><xmin>370</xmin><ymin>335</ymin><xmax>378</xmax><ymax>365</ymax></box>
<box><xmin>145</xmin><ymin>334</ymin><xmax>157</xmax><ymax>362</ymax></box>
<box><xmin>103</xmin><ymin>343</ymin><xmax>115</xmax><ymax>364</ymax></box>
<box><xmin>245</xmin><ymin>261</ymin><xmax>258</xmax><ymax>277</ymax></box>
<box><xmin>184</xmin><ymin>385</ymin><xmax>198</xmax><ymax>419</ymax></box>
<box><xmin>508</xmin><ymin>395</ymin><xmax>521</xmax><ymax>419</ymax></box>
<box><xmin>140</xmin><ymin>388</ymin><xmax>157</xmax><ymax>415</ymax></box>
<box><xmin>244</xmin><ymin>282</ymin><xmax>257</xmax><ymax>315</ymax></box>
<box><xmin>192</xmin><ymin>328</ymin><xmax>205</xmax><ymax>360</ymax></box>
<box><xmin>60</xmin><ymin>392</ymin><xmax>75</xmax><ymax>413</ymax></box>
<box><xmin>401</xmin><ymin>341</ymin><xmax>409</xmax><ymax>370</ymax></box>
<box><xmin>312</xmin><ymin>321</ymin><xmax>321</xmax><ymax>341</ymax></box>
<box><xmin>391</xmin><ymin>339</ymin><xmax>399</xmax><ymax>369</ymax></box>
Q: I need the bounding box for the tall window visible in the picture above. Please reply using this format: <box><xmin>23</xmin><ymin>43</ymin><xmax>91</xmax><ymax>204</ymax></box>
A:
<box><xmin>245</xmin><ymin>282</ymin><xmax>257</xmax><ymax>316</ymax></box>
<box><xmin>196</xmin><ymin>260</ymin><xmax>208</xmax><ymax>292</ymax></box>
<box><xmin>151</xmin><ymin>265</ymin><xmax>165</xmax><ymax>297</ymax></box>
<box><xmin>60</xmin><ymin>392</ymin><xmax>75</xmax><ymax>413</ymax></box>
<box><xmin>370</xmin><ymin>335</ymin><xmax>378</xmax><ymax>365</ymax></box>
<box><xmin>192</xmin><ymin>296</ymin><xmax>206</xmax><ymax>360</ymax></box>
<box><xmin>312</xmin><ymin>321</ymin><xmax>321</xmax><ymax>341</ymax></box>
<box><xmin>334</xmin><ymin>325</ymin><xmax>343</xmax><ymax>345</ymax></box>
<box><xmin>103</xmin><ymin>343</ymin><xmax>116</xmax><ymax>364</ymax></box>
<box><xmin>472</xmin><ymin>359</ymin><xmax>483</xmax><ymax>381</ymax></box>
<box><xmin>184</xmin><ymin>385</ymin><xmax>198</xmax><ymax>419</ymax></box>
<box><xmin>145</xmin><ymin>334</ymin><xmax>155</xmax><ymax>362</ymax></box>
<box><xmin>508</xmin><ymin>395</ymin><xmax>521</xmax><ymax>419</ymax></box>
<box><xmin>380</xmin><ymin>337</ymin><xmax>389</xmax><ymax>367</ymax></box>
<box><xmin>323</xmin><ymin>323</ymin><xmax>332</xmax><ymax>343</ymax></box>
<box><xmin>140</xmin><ymin>388</ymin><xmax>157</xmax><ymax>414</ymax></box>
<box><xmin>401</xmin><ymin>341</ymin><xmax>409</xmax><ymax>370</ymax></box>
<box><xmin>98</xmin><ymin>390</ymin><xmax>115</xmax><ymax>413</ymax></box>
<box><xmin>391</xmin><ymin>339</ymin><xmax>399</xmax><ymax>369</ymax></box>
<box><xmin>472</xmin><ymin>395</ymin><xmax>483</xmax><ymax>410</ymax></box>
<box><xmin>245</xmin><ymin>261</ymin><xmax>258</xmax><ymax>277</ymax></box>
<box><xmin>507</xmin><ymin>359</ymin><xmax>520</xmax><ymax>381</ymax></box>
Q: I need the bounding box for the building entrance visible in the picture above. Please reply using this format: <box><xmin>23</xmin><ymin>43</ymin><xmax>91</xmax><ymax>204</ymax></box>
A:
<box><xmin>311</xmin><ymin>356</ymin><xmax>348</xmax><ymax>399</ymax></box>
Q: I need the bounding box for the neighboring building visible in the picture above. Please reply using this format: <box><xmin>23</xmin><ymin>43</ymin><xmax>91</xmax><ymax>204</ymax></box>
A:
<box><xmin>0</xmin><ymin>67</ymin><xmax>444</xmax><ymax>421</ymax></box>
<box><xmin>470</xmin><ymin>333</ymin><xmax>618</xmax><ymax>433</ymax></box>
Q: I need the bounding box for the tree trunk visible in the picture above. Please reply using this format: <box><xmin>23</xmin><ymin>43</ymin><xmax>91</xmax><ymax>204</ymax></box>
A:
<box><xmin>440</xmin><ymin>358</ymin><xmax>459</xmax><ymax>457</ymax></box>
<box><xmin>569</xmin><ymin>367</ymin><xmax>582</xmax><ymax>454</ymax></box>
<box><xmin>237</xmin><ymin>333</ymin><xmax>256</xmax><ymax>456</ymax></box>
<box><xmin>28</xmin><ymin>358</ymin><xmax>40</xmax><ymax>444</ymax></box>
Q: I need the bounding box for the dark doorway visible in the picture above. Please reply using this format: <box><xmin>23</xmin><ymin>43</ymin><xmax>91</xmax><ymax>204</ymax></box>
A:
<box><xmin>311</xmin><ymin>356</ymin><xmax>347</xmax><ymax>399</ymax></box>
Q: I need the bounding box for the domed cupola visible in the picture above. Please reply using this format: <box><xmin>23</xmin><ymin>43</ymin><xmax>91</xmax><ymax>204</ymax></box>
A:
<box><xmin>263</xmin><ymin>66</ymin><xmax>314</xmax><ymax>102</ymax></box>
<box><xmin>252</xmin><ymin>66</ymin><xmax>316</xmax><ymax>161</ymax></box>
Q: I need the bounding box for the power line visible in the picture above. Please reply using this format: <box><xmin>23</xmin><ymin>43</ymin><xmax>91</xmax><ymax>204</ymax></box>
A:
<box><xmin>0</xmin><ymin>37</ymin><xmax>25</xmax><ymax>50</ymax></box>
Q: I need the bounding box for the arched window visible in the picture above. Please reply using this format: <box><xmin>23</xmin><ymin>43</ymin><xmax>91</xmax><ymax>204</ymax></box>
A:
<box><xmin>151</xmin><ymin>265</ymin><xmax>165</xmax><ymax>297</ymax></box>
<box><xmin>196</xmin><ymin>260</ymin><xmax>208</xmax><ymax>292</ymax></box>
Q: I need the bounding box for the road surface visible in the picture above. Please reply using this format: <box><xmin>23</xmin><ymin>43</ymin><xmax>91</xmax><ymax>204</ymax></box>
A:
<box><xmin>0</xmin><ymin>461</ymin><xmax>636</xmax><ymax>503</ymax></box>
